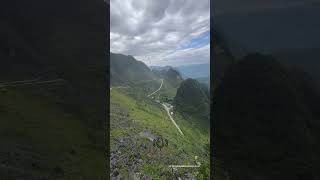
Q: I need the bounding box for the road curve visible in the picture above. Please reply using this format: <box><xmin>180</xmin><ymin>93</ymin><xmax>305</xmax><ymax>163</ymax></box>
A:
<box><xmin>147</xmin><ymin>79</ymin><xmax>163</xmax><ymax>97</ymax></box>
<box><xmin>147</xmin><ymin>79</ymin><xmax>184</xmax><ymax>136</ymax></box>
<box><xmin>0</xmin><ymin>79</ymin><xmax>65</xmax><ymax>88</ymax></box>
<box><xmin>0</xmin><ymin>78</ymin><xmax>42</xmax><ymax>85</ymax></box>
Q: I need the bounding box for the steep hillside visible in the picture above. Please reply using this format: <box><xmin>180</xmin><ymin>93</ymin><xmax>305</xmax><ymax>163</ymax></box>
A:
<box><xmin>110</xmin><ymin>84</ymin><xmax>210</xmax><ymax>179</ymax></box>
<box><xmin>274</xmin><ymin>48</ymin><xmax>320</xmax><ymax>90</ymax></box>
<box><xmin>110</xmin><ymin>53</ymin><xmax>155</xmax><ymax>85</ymax></box>
<box><xmin>213</xmin><ymin>30</ymin><xmax>235</xmax><ymax>90</ymax></box>
<box><xmin>174</xmin><ymin>79</ymin><xmax>210</xmax><ymax>129</ymax></box>
<box><xmin>110</xmin><ymin>57</ymin><xmax>210</xmax><ymax>178</ymax></box>
<box><xmin>150</xmin><ymin>67</ymin><xmax>184</xmax><ymax>99</ymax></box>
<box><xmin>152</xmin><ymin>67</ymin><xmax>183</xmax><ymax>86</ymax></box>
<box><xmin>163</xmin><ymin>68</ymin><xmax>183</xmax><ymax>88</ymax></box>
<box><xmin>0</xmin><ymin>0</ymin><xmax>107</xmax><ymax>179</ymax></box>
<box><xmin>213</xmin><ymin>53</ymin><xmax>320</xmax><ymax>179</ymax></box>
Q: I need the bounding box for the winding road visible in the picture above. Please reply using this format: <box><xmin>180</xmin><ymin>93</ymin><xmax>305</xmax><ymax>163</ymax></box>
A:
<box><xmin>0</xmin><ymin>79</ymin><xmax>65</xmax><ymax>88</ymax></box>
<box><xmin>148</xmin><ymin>79</ymin><xmax>184</xmax><ymax>136</ymax></box>
<box><xmin>110</xmin><ymin>86</ymin><xmax>129</xmax><ymax>91</ymax></box>
<box><xmin>147</xmin><ymin>79</ymin><xmax>163</xmax><ymax>97</ymax></box>
<box><xmin>162</xmin><ymin>103</ymin><xmax>184</xmax><ymax>136</ymax></box>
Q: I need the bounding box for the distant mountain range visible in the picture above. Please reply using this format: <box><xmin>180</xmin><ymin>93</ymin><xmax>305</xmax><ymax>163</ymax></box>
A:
<box><xmin>150</xmin><ymin>64</ymin><xmax>210</xmax><ymax>79</ymax></box>
<box><xmin>110</xmin><ymin>52</ymin><xmax>155</xmax><ymax>85</ymax></box>
<box><xmin>110</xmin><ymin>52</ymin><xmax>210</xmax><ymax>129</ymax></box>
<box><xmin>175</xmin><ymin>64</ymin><xmax>210</xmax><ymax>79</ymax></box>
<box><xmin>152</xmin><ymin>64</ymin><xmax>210</xmax><ymax>79</ymax></box>
<box><xmin>110</xmin><ymin>53</ymin><xmax>187</xmax><ymax>90</ymax></box>
<box><xmin>110</xmin><ymin>52</ymin><xmax>210</xmax><ymax>179</ymax></box>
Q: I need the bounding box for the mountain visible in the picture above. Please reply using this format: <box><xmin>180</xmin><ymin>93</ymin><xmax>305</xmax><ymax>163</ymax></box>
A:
<box><xmin>110</xmin><ymin>62</ymin><xmax>210</xmax><ymax>178</ymax></box>
<box><xmin>274</xmin><ymin>48</ymin><xmax>320</xmax><ymax>90</ymax></box>
<box><xmin>151</xmin><ymin>64</ymin><xmax>210</xmax><ymax>82</ymax></box>
<box><xmin>110</xmin><ymin>52</ymin><xmax>155</xmax><ymax>85</ymax></box>
<box><xmin>152</xmin><ymin>67</ymin><xmax>183</xmax><ymax>90</ymax></box>
<box><xmin>175</xmin><ymin>64</ymin><xmax>210</xmax><ymax>79</ymax></box>
<box><xmin>110</xmin><ymin>79</ymin><xmax>210</xmax><ymax>179</ymax></box>
<box><xmin>163</xmin><ymin>68</ymin><xmax>183</xmax><ymax>88</ymax></box>
<box><xmin>174</xmin><ymin>78</ymin><xmax>210</xmax><ymax>128</ymax></box>
<box><xmin>213</xmin><ymin>53</ymin><xmax>320</xmax><ymax>179</ymax></box>
<box><xmin>195</xmin><ymin>76</ymin><xmax>210</xmax><ymax>87</ymax></box>
<box><xmin>150</xmin><ymin>65</ymin><xmax>176</xmax><ymax>71</ymax></box>
<box><xmin>212</xmin><ymin>30</ymin><xmax>235</xmax><ymax>90</ymax></box>
<box><xmin>0</xmin><ymin>1</ymin><xmax>107</xmax><ymax>179</ymax></box>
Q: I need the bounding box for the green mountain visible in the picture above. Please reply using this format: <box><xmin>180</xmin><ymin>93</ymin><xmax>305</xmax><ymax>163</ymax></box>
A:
<box><xmin>212</xmin><ymin>30</ymin><xmax>235</xmax><ymax>90</ymax></box>
<box><xmin>163</xmin><ymin>68</ymin><xmax>183</xmax><ymax>88</ymax></box>
<box><xmin>152</xmin><ymin>67</ymin><xmax>183</xmax><ymax>86</ymax></box>
<box><xmin>110</xmin><ymin>54</ymin><xmax>210</xmax><ymax>179</ymax></box>
<box><xmin>214</xmin><ymin>53</ymin><xmax>320</xmax><ymax>179</ymax></box>
<box><xmin>110</xmin><ymin>52</ymin><xmax>155</xmax><ymax>85</ymax></box>
<box><xmin>173</xmin><ymin>79</ymin><xmax>210</xmax><ymax>129</ymax></box>
<box><xmin>274</xmin><ymin>48</ymin><xmax>320</xmax><ymax>90</ymax></box>
<box><xmin>0</xmin><ymin>1</ymin><xmax>107</xmax><ymax>179</ymax></box>
<box><xmin>150</xmin><ymin>67</ymin><xmax>184</xmax><ymax>99</ymax></box>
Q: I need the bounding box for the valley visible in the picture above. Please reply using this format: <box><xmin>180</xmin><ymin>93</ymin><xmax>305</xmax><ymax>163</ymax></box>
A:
<box><xmin>110</xmin><ymin>53</ymin><xmax>210</xmax><ymax>179</ymax></box>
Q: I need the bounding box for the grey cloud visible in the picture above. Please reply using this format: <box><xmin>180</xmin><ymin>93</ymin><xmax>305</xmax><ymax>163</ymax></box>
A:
<box><xmin>214</xmin><ymin>0</ymin><xmax>318</xmax><ymax>15</ymax></box>
<box><xmin>110</xmin><ymin>0</ymin><xmax>210</xmax><ymax>66</ymax></box>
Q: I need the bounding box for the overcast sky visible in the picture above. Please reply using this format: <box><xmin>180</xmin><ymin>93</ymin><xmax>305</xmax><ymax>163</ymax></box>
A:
<box><xmin>110</xmin><ymin>0</ymin><xmax>210</xmax><ymax>66</ymax></box>
<box><xmin>214</xmin><ymin>0</ymin><xmax>319</xmax><ymax>15</ymax></box>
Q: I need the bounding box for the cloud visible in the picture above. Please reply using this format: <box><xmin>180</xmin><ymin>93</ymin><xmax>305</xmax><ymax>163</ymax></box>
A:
<box><xmin>110</xmin><ymin>0</ymin><xmax>210</xmax><ymax>66</ymax></box>
<box><xmin>214</xmin><ymin>0</ymin><xmax>319</xmax><ymax>15</ymax></box>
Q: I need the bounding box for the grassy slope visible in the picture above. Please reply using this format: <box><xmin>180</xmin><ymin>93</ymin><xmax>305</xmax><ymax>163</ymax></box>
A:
<box><xmin>0</xmin><ymin>87</ymin><xmax>105</xmax><ymax>179</ymax></box>
<box><xmin>110</xmin><ymin>80</ymin><xmax>210</xmax><ymax>179</ymax></box>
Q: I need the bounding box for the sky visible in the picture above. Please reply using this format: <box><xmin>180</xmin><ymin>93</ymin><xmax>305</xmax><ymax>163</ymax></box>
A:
<box><xmin>214</xmin><ymin>0</ymin><xmax>320</xmax><ymax>15</ymax></box>
<box><xmin>213</xmin><ymin>0</ymin><xmax>320</xmax><ymax>54</ymax></box>
<box><xmin>110</xmin><ymin>0</ymin><xmax>210</xmax><ymax>66</ymax></box>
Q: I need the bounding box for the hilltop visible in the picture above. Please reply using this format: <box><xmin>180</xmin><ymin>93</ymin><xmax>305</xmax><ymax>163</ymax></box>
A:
<box><xmin>174</xmin><ymin>79</ymin><xmax>210</xmax><ymax>129</ymax></box>
<box><xmin>214</xmin><ymin>53</ymin><xmax>320</xmax><ymax>179</ymax></box>
<box><xmin>110</xmin><ymin>52</ymin><xmax>155</xmax><ymax>86</ymax></box>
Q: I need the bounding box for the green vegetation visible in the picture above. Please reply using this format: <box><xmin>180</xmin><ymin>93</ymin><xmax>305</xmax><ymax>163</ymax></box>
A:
<box><xmin>174</xmin><ymin>79</ymin><xmax>210</xmax><ymax>130</ymax></box>
<box><xmin>110</xmin><ymin>53</ymin><xmax>156</xmax><ymax>86</ymax></box>
<box><xmin>0</xmin><ymin>1</ymin><xmax>107</xmax><ymax>178</ymax></box>
<box><xmin>110</xmin><ymin>52</ymin><xmax>210</xmax><ymax>179</ymax></box>
<box><xmin>110</xmin><ymin>82</ymin><xmax>210</xmax><ymax>179</ymax></box>
<box><xmin>214</xmin><ymin>52</ymin><xmax>320</xmax><ymax>179</ymax></box>
<box><xmin>0</xmin><ymin>86</ymin><xmax>105</xmax><ymax>179</ymax></box>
